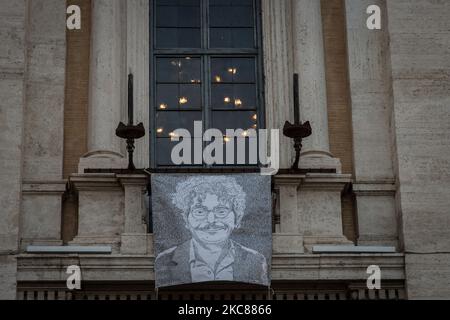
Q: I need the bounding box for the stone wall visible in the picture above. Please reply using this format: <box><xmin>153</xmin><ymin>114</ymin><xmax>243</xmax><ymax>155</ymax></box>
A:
<box><xmin>0</xmin><ymin>0</ymin><xmax>27</xmax><ymax>299</ymax></box>
<box><xmin>386</xmin><ymin>0</ymin><xmax>450</xmax><ymax>299</ymax></box>
<box><xmin>345</xmin><ymin>0</ymin><xmax>398</xmax><ymax>248</ymax></box>
<box><xmin>19</xmin><ymin>0</ymin><xmax>67</xmax><ymax>250</ymax></box>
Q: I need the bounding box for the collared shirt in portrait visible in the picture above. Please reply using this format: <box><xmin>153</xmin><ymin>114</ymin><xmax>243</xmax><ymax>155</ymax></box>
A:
<box><xmin>189</xmin><ymin>240</ymin><xmax>235</xmax><ymax>282</ymax></box>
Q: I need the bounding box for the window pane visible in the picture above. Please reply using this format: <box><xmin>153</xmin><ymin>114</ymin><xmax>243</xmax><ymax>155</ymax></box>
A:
<box><xmin>157</xmin><ymin>57</ymin><xmax>201</xmax><ymax>83</ymax></box>
<box><xmin>156</xmin><ymin>84</ymin><xmax>179</xmax><ymax>110</ymax></box>
<box><xmin>156</xmin><ymin>111</ymin><xmax>202</xmax><ymax>137</ymax></box>
<box><xmin>179</xmin><ymin>84</ymin><xmax>202</xmax><ymax>109</ymax></box>
<box><xmin>155</xmin><ymin>0</ymin><xmax>201</xmax><ymax>49</ymax></box>
<box><xmin>211</xmin><ymin>111</ymin><xmax>258</xmax><ymax>134</ymax></box>
<box><xmin>157</xmin><ymin>0</ymin><xmax>199</xmax><ymax>5</ymax></box>
<box><xmin>209</xmin><ymin>0</ymin><xmax>255</xmax><ymax>48</ymax></box>
<box><xmin>157</xmin><ymin>84</ymin><xmax>202</xmax><ymax>110</ymax></box>
<box><xmin>210</xmin><ymin>28</ymin><xmax>254</xmax><ymax>48</ymax></box>
<box><xmin>212</xmin><ymin>84</ymin><xmax>256</xmax><ymax>110</ymax></box>
<box><xmin>156</xmin><ymin>6</ymin><xmax>200</xmax><ymax>28</ymax></box>
<box><xmin>210</xmin><ymin>6</ymin><xmax>254</xmax><ymax>27</ymax></box>
<box><xmin>211</xmin><ymin>58</ymin><xmax>256</xmax><ymax>83</ymax></box>
<box><xmin>209</xmin><ymin>0</ymin><xmax>253</xmax><ymax>6</ymax></box>
<box><xmin>156</xmin><ymin>28</ymin><xmax>201</xmax><ymax>48</ymax></box>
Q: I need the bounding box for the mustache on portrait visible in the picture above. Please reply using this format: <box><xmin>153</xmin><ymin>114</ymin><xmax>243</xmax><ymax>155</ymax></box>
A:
<box><xmin>196</xmin><ymin>222</ymin><xmax>228</xmax><ymax>231</ymax></box>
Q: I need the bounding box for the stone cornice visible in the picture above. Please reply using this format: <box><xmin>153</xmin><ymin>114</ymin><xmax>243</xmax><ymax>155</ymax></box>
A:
<box><xmin>117</xmin><ymin>174</ymin><xmax>149</xmax><ymax>187</ymax></box>
<box><xmin>22</xmin><ymin>180</ymin><xmax>67</xmax><ymax>195</ymax></box>
<box><xmin>353</xmin><ymin>180</ymin><xmax>397</xmax><ymax>196</ymax></box>
<box><xmin>70</xmin><ymin>173</ymin><xmax>122</xmax><ymax>192</ymax></box>
<box><xmin>16</xmin><ymin>253</ymin><xmax>405</xmax><ymax>282</ymax></box>
<box><xmin>300</xmin><ymin>173</ymin><xmax>352</xmax><ymax>191</ymax></box>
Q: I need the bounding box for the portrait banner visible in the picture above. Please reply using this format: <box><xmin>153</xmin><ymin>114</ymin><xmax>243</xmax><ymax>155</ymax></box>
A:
<box><xmin>152</xmin><ymin>174</ymin><xmax>272</xmax><ymax>288</ymax></box>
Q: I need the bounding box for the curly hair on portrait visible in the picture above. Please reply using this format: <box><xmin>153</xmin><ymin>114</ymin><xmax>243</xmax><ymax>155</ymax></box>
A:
<box><xmin>172</xmin><ymin>176</ymin><xmax>247</xmax><ymax>224</ymax></box>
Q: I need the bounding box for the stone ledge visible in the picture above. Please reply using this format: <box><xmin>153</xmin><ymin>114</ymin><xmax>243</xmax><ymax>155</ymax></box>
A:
<box><xmin>16</xmin><ymin>253</ymin><xmax>405</xmax><ymax>282</ymax></box>
<box><xmin>22</xmin><ymin>180</ymin><xmax>67</xmax><ymax>195</ymax></box>
<box><xmin>274</xmin><ymin>173</ymin><xmax>352</xmax><ymax>190</ymax></box>
<box><xmin>353</xmin><ymin>181</ymin><xmax>397</xmax><ymax>196</ymax></box>
<box><xmin>70</xmin><ymin>173</ymin><xmax>122</xmax><ymax>191</ymax></box>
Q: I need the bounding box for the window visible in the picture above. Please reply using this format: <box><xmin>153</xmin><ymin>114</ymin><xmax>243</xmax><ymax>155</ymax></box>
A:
<box><xmin>151</xmin><ymin>0</ymin><xmax>264</xmax><ymax>167</ymax></box>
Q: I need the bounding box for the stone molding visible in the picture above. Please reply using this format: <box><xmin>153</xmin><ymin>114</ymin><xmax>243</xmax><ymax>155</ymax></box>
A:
<box><xmin>16</xmin><ymin>253</ymin><xmax>405</xmax><ymax>282</ymax></box>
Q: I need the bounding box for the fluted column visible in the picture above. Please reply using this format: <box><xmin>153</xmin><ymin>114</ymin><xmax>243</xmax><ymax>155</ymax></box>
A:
<box><xmin>292</xmin><ymin>0</ymin><xmax>331</xmax><ymax>157</ymax></box>
<box><xmin>262</xmin><ymin>0</ymin><xmax>294</xmax><ymax>169</ymax></box>
<box><xmin>79</xmin><ymin>0</ymin><xmax>126</xmax><ymax>172</ymax></box>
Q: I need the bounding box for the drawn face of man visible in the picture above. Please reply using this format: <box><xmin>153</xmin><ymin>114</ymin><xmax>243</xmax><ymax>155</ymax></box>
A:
<box><xmin>187</xmin><ymin>193</ymin><xmax>236</xmax><ymax>245</ymax></box>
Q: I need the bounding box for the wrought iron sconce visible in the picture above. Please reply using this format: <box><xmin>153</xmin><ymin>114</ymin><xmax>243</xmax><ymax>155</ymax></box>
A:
<box><xmin>283</xmin><ymin>74</ymin><xmax>312</xmax><ymax>170</ymax></box>
<box><xmin>115</xmin><ymin>74</ymin><xmax>145</xmax><ymax>171</ymax></box>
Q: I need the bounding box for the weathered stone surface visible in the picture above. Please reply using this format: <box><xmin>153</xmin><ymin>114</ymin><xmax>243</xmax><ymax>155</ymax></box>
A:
<box><xmin>21</xmin><ymin>194</ymin><xmax>63</xmax><ymax>245</ymax></box>
<box><xmin>0</xmin><ymin>0</ymin><xmax>26</xmax><ymax>300</ymax></box>
<box><xmin>0</xmin><ymin>79</ymin><xmax>24</xmax><ymax>253</ymax></box>
<box><xmin>405</xmin><ymin>254</ymin><xmax>450</xmax><ymax>299</ymax></box>
<box><xmin>386</xmin><ymin>0</ymin><xmax>450</xmax><ymax>298</ymax></box>
<box><xmin>0</xmin><ymin>256</ymin><xmax>17</xmax><ymax>300</ymax></box>
<box><xmin>22</xmin><ymin>0</ymin><xmax>66</xmax><ymax>181</ymax></box>
<box><xmin>345</xmin><ymin>0</ymin><xmax>395</xmax><ymax>181</ymax></box>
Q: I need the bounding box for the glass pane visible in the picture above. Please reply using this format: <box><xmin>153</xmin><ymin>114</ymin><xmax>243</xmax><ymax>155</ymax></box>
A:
<box><xmin>210</xmin><ymin>6</ymin><xmax>254</xmax><ymax>27</ymax></box>
<box><xmin>209</xmin><ymin>0</ymin><xmax>253</xmax><ymax>6</ymax></box>
<box><xmin>156</xmin><ymin>84</ymin><xmax>179</xmax><ymax>110</ymax></box>
<box><xmin>211</xmin><ymin>84</ymin><xmax>256</xmax><ymax>110</ymax></box>
<box><xmin>157</xmin><ymin>57</ymin><xmax>201</xmax><ymax>83</ymax></box>
<box><xmin>156</xmin><ymin>111</ymin><xmax>202</xmax><ymax>137</ymax></box>
<box><xmin>211</xmin><ymin>58</ymin><xmax>256</xmax><ymax>83</ymax></box>
<box><xmin>156</xmin><ymin>6</ymin><xmax>200</xmax><ymax>28</ymax></box>
<box><xmin>211</xmin><ymin>111</ymin><xmax>258</xmax><ymax>134</ymax></box>
<box><xmin>157</xmin><ymin>0</ymin><xmax>199</xmax><ymax>5</ymax></box>
<box><xmin>210</xmin><ymin>28</ymin><xmax>254</xmax><ymax>48</ymax></box>
<box><xmin>209</xmin><ymin>0</ymin><xmax>255</xmax><ymax>48</ymax></box>
<box><xmin>156</xmin><ymin>28</ymin><xmax>201</xmax><ymax>48</ymax></box>
<box><xmin>156</xmin><ymin>84</ymin><xmax>201</xmax><ymax>110</ymax></box>
<box><xmin>211</xmin><ymin>84</ymin><xmax>233</xmax><ymax>109</ymax></box>
<box><xmin>233</xmin><ymin>84</ymin><xmax>256</xmax><ymax>109</ymax></box>
<box><xmin>179</xmin><ymin>84</ymin><xmax>202</xmax><ymax>109</ymax></box>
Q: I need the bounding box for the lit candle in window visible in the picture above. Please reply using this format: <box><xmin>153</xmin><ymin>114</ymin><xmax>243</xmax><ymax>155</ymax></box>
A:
<box><xmin>235</xmin><ymin>99</ymin><xmax>243</xmax><ymax>107</ymax></box>
<box><xmin>169</xmin><ymin>132</ymin><xmax>179</xmax><ymax>141</ymax></box>
<box><xmin>215</xmin><ymin>76</ymin><xmax>222</xmax><ymax>82</ymax></box>
<box><xmin>224</xmin><ymin>97</ymin><xmax>231</xmax><ymax>103</ymax></box>
<box><xmin>171</xmin><ymin>60</ymin><xmax>182</xmax><ymax>68</ymax></box>
<box><xmin>179</xmin><ymin>97</ymin><xmax>188</xmax><ymax>105</ymax></box>
<box><xmin>252</xmin><ymin>114</ymin><xmax>257</xmax><ymax>121</ymax></box>
<box><xmin>159</xmin><ymin>103</ymin><xmax>167</xmax><ymax>110</ymax></box>
<box><xmin>157</xmin><ymin>128</ymin><xmax>164</xmax><ymax>134</ymax></box>
<box><xmin>252</xmin><ymin>124</ymin><xmax>257</xmax><ymax>129</ymax></box>
<box><xmin>228</xmin><ymin>68</ymin><xmax>237</xmax><ymax>74</ymax></box>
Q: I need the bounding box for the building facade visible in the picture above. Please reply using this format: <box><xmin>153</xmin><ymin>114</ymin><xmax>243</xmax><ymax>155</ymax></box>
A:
<box><xmin>0</xmin><ymin>0</ymin><xmax>449</xmax><ymax>300</ymax></box>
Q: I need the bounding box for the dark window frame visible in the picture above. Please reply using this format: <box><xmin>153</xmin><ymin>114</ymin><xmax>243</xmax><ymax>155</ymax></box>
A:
<box><xmin>149</xmin><ymin>0</ymin><xmax>265</xmax><ymax>168</ymax></box>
